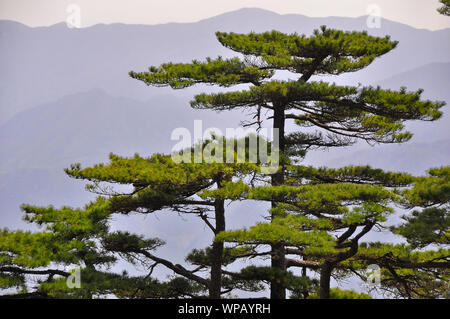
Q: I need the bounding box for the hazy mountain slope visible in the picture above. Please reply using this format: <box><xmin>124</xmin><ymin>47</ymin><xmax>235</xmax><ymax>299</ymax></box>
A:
<box><xmin>0</xmin><ymin>168</ymin><xmax>96</xmax><ymax>229</ymax></box>
<box><xmin>376</xmin><ymin>62</ymin><xmax>450</xmax><ymax>144</ymax></box>
<box><xmin>302</xmin><ymin>62</ymin><xmax>450</xmax><ymax>172</ymax></box>
<box><xmin>0</xmin><ymin>89</ymin><xmax>245</xmax><ymax>172</ymax></box>
<box><xmin>1</xmin><ymin>8</ymin><xmax>449</xmax><ymax>123</ymax></box>
<box><xmin>374</xmin><ymin>62</ymin><xmax>450</xmax><ymax>98</ymax></box>
<box><xmin>316</xmin><ymin>139</ymin><xmax>450</xmax><ymax>176</ymax></box>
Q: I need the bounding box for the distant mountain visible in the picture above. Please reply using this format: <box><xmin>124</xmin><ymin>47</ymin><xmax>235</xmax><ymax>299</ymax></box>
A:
<box><xmin>1</xmin><ymin>8</ymin><xmax>449</xmax><ymax>123</ymax></box>
<box><xmin>374</xmin><ymin>62</ymin><xmax>450</xmax><ymax>99</ymax></box>
<box><xmin>375</xmin><ymin>62</ymin><xmax>450</xmax><ymax>144</ymax></box>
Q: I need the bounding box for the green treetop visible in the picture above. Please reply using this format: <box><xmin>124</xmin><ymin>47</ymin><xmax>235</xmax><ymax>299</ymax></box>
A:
<box><xmin>131</xmin><ymin>27</ymin><xmax>443</xmax><ymax>151</ymax></box>
<box><xmin>438</xmin><ymin>0</ymin><xmax>450</xmax><ymax>16</ymax></box>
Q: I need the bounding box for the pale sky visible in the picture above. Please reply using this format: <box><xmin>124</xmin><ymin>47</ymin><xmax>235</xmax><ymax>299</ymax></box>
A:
<box><xmin>0</xmin><ymin>0</ymin><xmax>449</xmax><ymax>30</ymax></box>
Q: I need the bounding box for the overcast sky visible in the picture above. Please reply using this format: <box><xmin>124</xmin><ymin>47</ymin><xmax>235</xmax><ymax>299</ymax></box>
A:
<box><xmin>1</xmin><ymin>0</ymin><xmax>449</xmax><ymax>30</ymax></box>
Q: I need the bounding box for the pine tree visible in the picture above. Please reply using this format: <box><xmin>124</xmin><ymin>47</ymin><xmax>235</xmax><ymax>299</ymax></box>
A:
<box><xmin>129</xmin><ymin>27</ymin><xmax>445</xmax><ymax>298</ymax></box>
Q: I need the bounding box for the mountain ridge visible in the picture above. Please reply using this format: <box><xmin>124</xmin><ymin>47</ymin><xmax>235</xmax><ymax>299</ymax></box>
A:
<box><xmin>1</xmin><ymin>8</ymin><xmax>449</xmax><ymax>124</ymax></box>
<box><xmin>2</xmin><ymin>7</ymin><xmax>449</xmax><ymax>31</ymax></box>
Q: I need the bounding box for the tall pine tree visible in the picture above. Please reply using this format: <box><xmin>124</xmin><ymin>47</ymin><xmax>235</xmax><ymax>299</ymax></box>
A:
<box><xmin>129</xmin><ymin>27</ymin><xmax>445</xmax><ymax>298</ymax></box>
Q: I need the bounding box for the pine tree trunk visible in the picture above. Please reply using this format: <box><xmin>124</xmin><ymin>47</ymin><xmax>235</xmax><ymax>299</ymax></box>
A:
<box><xmin>270</xmin><ymin>241</ymin><xmax>286</xmax><ymax>299</ymax></box>
<box><xmin>320</xmin><ymin>262</ymin><xmax>333</xmax><ymax>299</ymax></box>
<box><xmin>209</xmin><ymin>198</ymin><xmax>225</xmax><ymax>299</ymax></box>
<box><xmin>270</xmin><ymin>104</ymin><xmax>286</xmax><ymax>299</ymax></box>
<box><xmin>301</xmin><ymin>258</ymin><xmax>309</xmax><ymax>299</ymax></box>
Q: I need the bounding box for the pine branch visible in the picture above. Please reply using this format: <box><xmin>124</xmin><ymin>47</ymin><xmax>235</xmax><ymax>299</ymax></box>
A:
<box><xmin>0</xmin><ymin>266</ymin><xmax>70</xmax><ymax>277</ymax></box>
